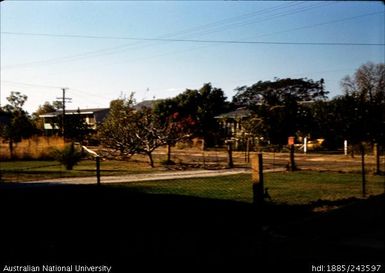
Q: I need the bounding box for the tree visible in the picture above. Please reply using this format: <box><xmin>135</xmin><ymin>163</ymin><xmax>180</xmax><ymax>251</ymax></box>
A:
<box><xmin>197</xmin><ymin>83</ymin><xmax>231</xmax><ymax>147</ymax></box>
<box><xmin>64</xmin><ymin>108</ymin><xmax>90</xmax><ymax>143</ymax></box>
<box><xmin>32</xmin><ymin>101</ymin><xmax>57</xmax><ymax>133</ymax></box>
<box><xmin>340</xmin><ymin>62</ymin><xmax>385</xmax><ymax>144</ymax></box>
<box><xmin>341</xmin><ymin>62</ymin><xmax>385</xmax><ymax>104</ymax></box>
<box><xmin>340</xmin><ymin>62</ymin><xmax>385</xmax><ymax>172</ymax></box>
<box><xmin>129</xmin><ymin>107</ymin><xmax>167</xmax><ymax>167</ymax></box>
<box><xmin>154</xmin><ymin>83</ymin><xmax>231</xmax><ymax>148</ymax></box>
<box><xmin>0</xmin><ymin>92</ymin><xmax>35</xmax><ymax>158</ymax></box>
<box><xmin>233</xmin><ymin>78</ymin><xmax>328</xmax><ymax>145</ymax></box>
<box><xmin>99</xmin><ymin>95</ymin><xmax>138</xmax><ymax>157</ymax></box>
<box><xmin>99</xmin><ymin>94</ymin><xmax>166</xmax><ymax>167</ymax></box>
<box><xmin>154</xmin><ymin>108</ymin><xmax>195</xmax><ymax>164</ymax></box>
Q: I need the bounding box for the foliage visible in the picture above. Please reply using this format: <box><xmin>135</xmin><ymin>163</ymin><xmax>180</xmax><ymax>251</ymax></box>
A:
<box><xmin>129</xmin><ymin>106</ymin><xmax>167</xmax><ymax>167</ymax></box>
<box><xmin>0</xmin><ymin>92</ymin><xmax>36</xmax><ymax>158</ymax></box>
<box><xmin>32</xmin><ymin>101</ymin><xmax>57</xmax><ymax>131</ymax></box>
<box><xmin>99</xmin><ymin>94</ymin><xmax>166</xmax><ymax>167</ymax></box>
<box><xmin>99</xmin><ymin>95</ymin><xmax>138</xmax><ymax>156</ymax></box>
<box><xmin>341</xmin><ymin>62</ymin><xmax>385</xmax><ymax>104</ymax></box>
<box><xmin>64</xmin><ymin>109</ymin><xmax>90</xmax><ymax>143</ymax></box>
<box><xmin>154</xmin><ymin>83</ymin><xmax>231</xmax><ymax>147</ymax></box>
<box><xmin>339</xmin><ymin>62</ymin><xmax>385</xmax><ymax>145</ymax></box>
<box><xmin>52</xmin><ymin>142</ymin><xmax>83</xmax><ymax>170</ymax></box>
<box><xmin>233</xmin><ymin>78</ymin><xmax>328</xmax><ymax>108</ymax></box>
<box><xmin>153</xmin><ymin>103</ymin><xmax>196</xmax><ymax>162</ymax></box>
<box><xmin>233</xmin><ymin>78</ymin><xmax>327</xmax><ymax>145</ymax></box>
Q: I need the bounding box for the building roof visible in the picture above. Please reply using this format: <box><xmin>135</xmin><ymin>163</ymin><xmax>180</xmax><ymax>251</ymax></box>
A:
<box><xmin>39</xmin><ymin>108</ymin><xmax>109</xmax><ymax>118</ymax></box>
<box><xmin>215</xmin><ymin>107</ymin><xmax>252</xmax><ymax>120</ymax></box>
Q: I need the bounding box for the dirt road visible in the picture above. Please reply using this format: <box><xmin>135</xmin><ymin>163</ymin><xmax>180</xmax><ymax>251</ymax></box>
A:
<box><xmin>23</xmin><ymin>167</ymin><xmax>286</xmax><ymax>185</ymax></box>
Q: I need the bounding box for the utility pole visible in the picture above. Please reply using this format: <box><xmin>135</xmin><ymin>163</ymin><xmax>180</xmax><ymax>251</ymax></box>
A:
<box><xmin>56</xmin><ymin>88</ymin><xmax>71</xmax><ymax>138</ymax></box>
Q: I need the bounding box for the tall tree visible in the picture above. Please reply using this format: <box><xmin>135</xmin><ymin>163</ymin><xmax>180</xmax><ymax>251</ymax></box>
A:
<box><xmin>129</xmin><ymin>107</ymin><xmax>167</xmax><ymax>167</ymax></box>
<box><xmin>0</xmin><ymin>92</ymin><xmax>35</xmax><ymax>158</ymax></box>
<box><xmin>99</xmin><ymin>95</ymin><xmax>138</xmax><ymax>157</ymax></box>
<box><xmin>99</xmin><ymin>94</ymin><xmax>166</xmax><ymax>167</ymax></box>
<box><xmin>32</xmin><ymin>101</ymin><xmax>57</xmax><ymax>133</ymax></box>
<box><xmin>233</xmin><ymin>78</ymin><xmax>328</xmax><ymax>145</ymax></box>
<box><xmin>340</xmin><ymin>62</ymin><xmax>385</xmax><ymax>171</ymax></box>
<box><xmin>197</xmin><ymin>83</ymin><xmax>231</xmax><ymax>147</ymax></box>
<box><xmin>340</xmin><ymin>62</ymin><xmax>385</xmax><ymax>144</ymax></box>
<box><xmin>154</xmin><ymin>83</ymin><xmax>231</xmax><ymax>148</ymax></box>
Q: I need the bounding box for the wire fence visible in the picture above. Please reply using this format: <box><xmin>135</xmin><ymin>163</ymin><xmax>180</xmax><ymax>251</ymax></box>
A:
<box><xmin>1</xmin><ymin>145</ymin><xmax>384</xmax><ymax>205</ymax></box>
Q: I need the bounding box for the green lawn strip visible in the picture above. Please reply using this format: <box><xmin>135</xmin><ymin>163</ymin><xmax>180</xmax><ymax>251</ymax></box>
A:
<box><xmin>0</xmin><ymin>159</ymin><xmax>159</xmax><ymax>182</ymax></box>
<box><xmin>110</xmin><ymin>171</ymin><xmax>385</xmax><ymax>205</ymax></box>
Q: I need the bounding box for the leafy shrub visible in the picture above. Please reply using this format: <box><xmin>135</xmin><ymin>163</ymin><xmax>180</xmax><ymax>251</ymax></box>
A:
<box><xmin>52</xmin><ymin>143</ymin><xmax>83</xmax><ymax>170</ymax></box>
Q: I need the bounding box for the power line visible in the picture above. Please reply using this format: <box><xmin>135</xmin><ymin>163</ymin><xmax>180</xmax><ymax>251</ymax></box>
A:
<box><xmin>1</xmin><ymin>80</ymin><xmax>62</xmax><ymax>89</ymax></box>
<box><xmin>187</xmin><ymin>2</ymin><xmax>335</xmax><ymax>38</ymax></box>
<box><xmin>1</xmin><ymin>80</ymin><xmax>114</xmax><ymax>103</ymax></box>
<box><xmin>0</xmin><ymin>3</ymin><xmax>302</xmax><ymax>70</ymax></box>
<box><xmin>3</xmin><ymin>4</ymin><xmax>381</xmax><ymax>71</ymax></box>
<box><xmin>249</xmin><ymin>11</ymin><xmax>385</xmax><ymax>39</ymax></box>
<box><xmin>2</xmin><ymin>32</ymin><xmax>382</xmax><ymax>46</ymax></box>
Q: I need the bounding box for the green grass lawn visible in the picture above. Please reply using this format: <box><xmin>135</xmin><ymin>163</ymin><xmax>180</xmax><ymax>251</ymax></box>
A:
<box><xmin>1</xmin><ymin>160</ymin><xmax>384</xmax><ymax>205</ymax></box>
<box><xmin>111</xmin><ymin>171</ymin><xmax>385</xmax><ymax>205</ymax></box>
<box><xmin>0</xmin><ymin>159</ymin><xmax>158</xmax><ymax>182</ymax></box>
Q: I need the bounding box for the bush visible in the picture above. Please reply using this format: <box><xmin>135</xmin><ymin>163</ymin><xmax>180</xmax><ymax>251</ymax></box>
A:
<box><xmin>52</xmin><ymin>143</ymin><xmax>83</xmax><ymax>170</ymax></box>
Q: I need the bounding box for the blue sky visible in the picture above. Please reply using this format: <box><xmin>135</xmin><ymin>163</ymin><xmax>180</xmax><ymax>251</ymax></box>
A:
<box><xmin>1</xmin><ymin>1</ymin><xmax>384</xmax><ymax>114</ymax></box>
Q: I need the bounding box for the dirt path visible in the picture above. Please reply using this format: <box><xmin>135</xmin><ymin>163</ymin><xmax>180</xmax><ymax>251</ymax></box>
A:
<box><xmin>23</xmin><ymin>167</ymin><xmax>286</xmax><ymax>185</ymax></box>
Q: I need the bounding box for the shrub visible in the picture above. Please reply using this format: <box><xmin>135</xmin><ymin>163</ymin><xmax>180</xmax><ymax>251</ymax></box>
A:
<box><xmin>52</xmin><ymin>142</ymin><xmax>83</xmax><ymax>170</ymax></box>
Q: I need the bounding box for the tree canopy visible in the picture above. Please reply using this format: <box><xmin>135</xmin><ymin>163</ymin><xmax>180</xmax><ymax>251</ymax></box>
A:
<box><xmin>154</xmin><ymin>83</ymin><xmax>231</xmax><ymax>147</ymax></box>
<box><xmin>337</xmin><ymin>62</ymin><xmax>385</xmax><ymax>145</ymax></box>
<box><xmin>233</xmin><ymin>78</ymin><xmax>328</xmax><ymax>145</ymax></box>
<box><xmin>233</xmin><ymin>78</ymin><xmax>328</xmax><ymax>109</ymax></box>
<box><xmin>0</xmin><ymin>92</ymin><xmax>35</xmax><ymax>158</ymax></box>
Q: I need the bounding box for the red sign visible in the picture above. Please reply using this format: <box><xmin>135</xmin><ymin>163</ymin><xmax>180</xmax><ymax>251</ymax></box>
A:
<box><xmin>288</xmin><ymin>136</ymin><xmax>295</xmax><ymax>145</ymax></box>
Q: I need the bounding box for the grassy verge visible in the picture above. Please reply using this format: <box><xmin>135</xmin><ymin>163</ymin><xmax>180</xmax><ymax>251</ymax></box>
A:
<box><xmin>0</xmin><ymin>159</ymin><xmax>160</xmax><ymax>182</ymax></box>
<box><xmin>110</xmin><ymin>171</ymin><xmax>385</xmax><ymax>205</ymax></box>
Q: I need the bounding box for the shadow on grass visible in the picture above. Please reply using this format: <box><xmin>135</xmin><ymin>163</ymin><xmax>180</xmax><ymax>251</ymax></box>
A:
<box><xmin>0</xmin><ymin>183</ymin><xmax>383</xmax><ymax>271</ymax></box>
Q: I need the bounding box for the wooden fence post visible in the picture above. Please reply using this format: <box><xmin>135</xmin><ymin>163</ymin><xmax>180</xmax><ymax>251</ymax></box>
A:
<box><xmin>360</xmin><ymin>143</ymin><xmax>366</xmax><ymax>198</ymax></box>
<box><xmin>252</xmin><ymin>153</ymin><xmax>264</xmax><ymax>205</ymax></box>
<box><xmin>96</xmin><ymin>156</ymin><xmax>101</xmax><ymax>186</ymax></box>
<box><xmin>226</xmin><ymin>140</ymin><xmax>234</xmax><ymax>168</ymax></box>
<box><xmin>374</xmin><ymin>143</ymin><xmax>380</xmax><ymax>174</ymax></box>
<box><xmin>289</xmin><ymin>144</ymin><xmax>297</xmax><ymax>171</ymax></box>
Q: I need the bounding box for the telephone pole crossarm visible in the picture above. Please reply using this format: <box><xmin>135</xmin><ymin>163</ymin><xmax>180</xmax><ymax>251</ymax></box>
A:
<box><xmin>56</xmin><ymin>88</ymin><xmax>71</xmax><ymax>138</ymax></box>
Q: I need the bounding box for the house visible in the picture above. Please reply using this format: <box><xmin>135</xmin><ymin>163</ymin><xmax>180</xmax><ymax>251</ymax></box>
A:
<box><xmin>215</xmin><ymin>107</ymin><xmax>252</xmax><ymax>139</ymax></box>
<box><xmin>39</xmin><ymin>108</ymin><xmax>109</xmax><ymax>132</ymax></box>
<box><xmin>215</xmin><ymin>107</ymin><xmax>253</xmax><ymax>149</ymax></box>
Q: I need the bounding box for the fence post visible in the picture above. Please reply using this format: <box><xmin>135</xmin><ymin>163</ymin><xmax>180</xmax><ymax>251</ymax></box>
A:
<box><xmin>96</xmin><ymin>156</ymin><xmax>101</xmax><ymax>186</ymax></box>
<box><xmin>289</xmin><ymin>144</ymin><xmax>297</xmax><ymax>171</ymax></box>
<box><xmin>374</xmin><ymin>143</ymin><xmax>380</xmax><ymax>174</ymax></box>
<box><xmin>344</xmin><ymin>140</ymin><xmax>348</xmax><ymax>156</ymax></box>
<box><xmin>360</xmin><ymin>143</ymin><xmax>366</xmax><ymax>198</ymax></box>
<box><xmin>226</xmin><ymin>139</ymin><xmax>234</xmax><ymax>168</ymax></box>
<box><xmin>252</xmin><ymin>153</ymin><xmax>264</xmax><ymax>205</ymax></box>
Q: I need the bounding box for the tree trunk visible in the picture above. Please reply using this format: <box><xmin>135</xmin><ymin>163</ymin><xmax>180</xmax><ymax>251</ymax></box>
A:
<box><xmin>167</xmin><ymin>143</ymin><xmax>171</xmax><ymax>163</ymax></box>
<box><xmin>147</xmin><ymin>152</ymin><xmax>154</xmax><ymax>168</ymax></box>
<box><xmin>9</xmin><ymin>140</ymin><xmax>14</xmax><ymax>160</ymax></box>
<box><xmin>374</xmin><ymin>143</ymin><xmax>380</xmax><ymax>174</ymax></box>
